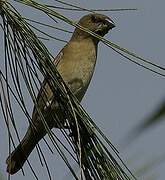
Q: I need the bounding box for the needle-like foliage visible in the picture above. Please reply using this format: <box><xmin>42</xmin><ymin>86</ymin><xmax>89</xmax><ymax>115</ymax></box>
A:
<box><xmin>0</xmin><ymin>1</ymin><xmax>164</xmax><ymax>180</ymax></box>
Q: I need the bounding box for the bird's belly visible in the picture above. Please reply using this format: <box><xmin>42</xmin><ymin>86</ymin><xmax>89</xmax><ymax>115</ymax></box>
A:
<box><xmin>60</xmin><ymin>56</ymin><xmax>96</xmax><ymax>101</ymax></box>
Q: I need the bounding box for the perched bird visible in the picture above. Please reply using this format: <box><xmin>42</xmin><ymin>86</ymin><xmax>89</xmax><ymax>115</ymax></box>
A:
<box><xmin>6</xmin><ymin>13</ymin><xmax>115</xmax><ymax>174</ymax></box>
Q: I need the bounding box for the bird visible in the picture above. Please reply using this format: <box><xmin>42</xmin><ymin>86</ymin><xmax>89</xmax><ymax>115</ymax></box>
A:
<box><xmin>6</xmin><ymin>13</ymin><xmax>115</xmax><ymax>175</ymax></box>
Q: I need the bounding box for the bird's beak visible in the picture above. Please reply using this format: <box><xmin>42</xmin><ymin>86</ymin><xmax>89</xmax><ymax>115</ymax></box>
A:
<box><xmin>105</xmin><ymin>18</ymin><xmax>116</xmax><ymax>29</ymax></box>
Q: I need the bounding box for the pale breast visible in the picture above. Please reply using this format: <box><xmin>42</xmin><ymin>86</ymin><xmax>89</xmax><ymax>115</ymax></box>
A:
<box><xmin>57</xmin><ymin>39</ymin><xmax>97</xmax><ymax>101</ymax></box>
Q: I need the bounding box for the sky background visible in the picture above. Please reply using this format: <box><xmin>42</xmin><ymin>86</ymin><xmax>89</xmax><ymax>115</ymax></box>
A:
<box><xmin>0</xmin><ymin>0</ymin><xmax>165</xmax><ymax>180</ymax></box>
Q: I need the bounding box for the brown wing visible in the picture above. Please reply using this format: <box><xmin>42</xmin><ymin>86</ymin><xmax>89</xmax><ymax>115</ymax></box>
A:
<box><xmin>31</xmin><ymin>49</ymin><xmax>65</xmax><ymax>121</ymax></box>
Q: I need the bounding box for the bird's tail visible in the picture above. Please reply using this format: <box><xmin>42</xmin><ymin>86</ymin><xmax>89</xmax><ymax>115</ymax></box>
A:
<box><xmin>6</xmin><ymin>127</ymin><xmax>40</xmax><ymax>175</ymax></box>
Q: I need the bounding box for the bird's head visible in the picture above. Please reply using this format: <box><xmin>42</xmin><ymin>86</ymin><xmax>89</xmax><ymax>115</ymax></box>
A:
<box><xmin>72</xmin><ymin>13</ymin><xmax>115</xmax><ymax>42</ymax></box>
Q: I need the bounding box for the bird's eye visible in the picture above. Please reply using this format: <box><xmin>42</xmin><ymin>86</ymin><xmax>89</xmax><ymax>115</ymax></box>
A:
<box><xmin>91</xmin><ymin>15</ymin><xmax>101</xmax><ymax>23</ymax></box>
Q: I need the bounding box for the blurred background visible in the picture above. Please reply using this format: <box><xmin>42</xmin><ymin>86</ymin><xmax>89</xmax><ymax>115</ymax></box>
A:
<box><xmin>0</xmin><ymin>0</ymin><xmax>165</xmax><ymax>180</ymax></box>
